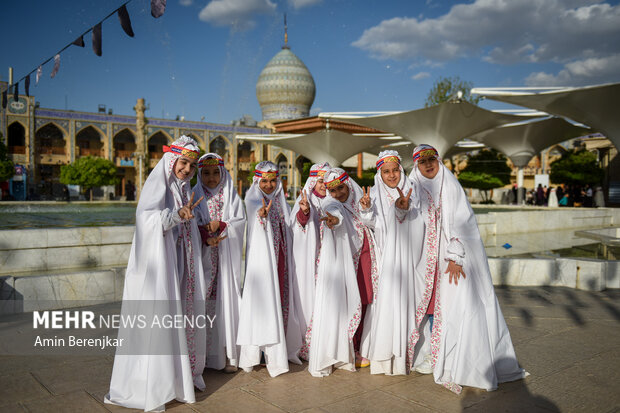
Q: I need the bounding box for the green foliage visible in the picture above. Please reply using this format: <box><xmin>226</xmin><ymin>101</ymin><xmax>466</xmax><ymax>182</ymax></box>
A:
<box><xmin>550</xmin><ymin>149</ymin><xmax>604</xmax><ymax>186</ymax></box>
<box><xmin>457</xmin><ymin>149</ymin><xmax>511</xmax><ymax>202</ymax></box>
<box><xmin>424</xmin><ymin>76</ymin><xmax>482</xmax><ymax>107</ymax></box>
<box><xmin>247</xmin><ymin>161</ymin><xmax>259</xmax><ymax>184</ymax></box>
<box><xmin>60</xmin><ymin>156</ymin><xmax>118</xmax><ymax>197</ymax></box>
<box><xmin>300</xmin><ymin>162</ymin><xmax>313</xmax><ymax>187</ymax></box>
<box><xmin>0</xmin><ymin>141</ymin><xmax>15</xmax><ymax>182</ymax></box>
<box><xmin>349</xmin><ymin>167</ymin><xmax>375</xmax><ymax>188</ymax></box>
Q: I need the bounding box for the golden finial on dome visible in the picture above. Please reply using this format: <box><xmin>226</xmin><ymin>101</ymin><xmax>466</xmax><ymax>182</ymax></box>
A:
<box><xmin>283</xmin><ymin>13</ymin><xmax>289</xmax><ymax>49</ymax></box>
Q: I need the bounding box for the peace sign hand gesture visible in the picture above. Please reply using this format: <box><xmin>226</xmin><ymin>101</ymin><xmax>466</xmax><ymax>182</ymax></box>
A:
<box><xmin>395</xmin><ymin>187</ymin><xmax>413</xmax><ymax>210</ymax></box>
<box><xmin>207</xmin><ymin>234</ymin><xmax>227</xmax><ymax>247</ymax></box>
<box><xmin>360</xmin><ymin>186</ymin><xmax>371</xmax><ymax>210</ymax></box>
<box><xmin>258</xmin><ymin>198</ymin><xmax>273</xmax><ymax>218</ymax></box>
<box><xmin>320</xmin><ymin>211</ymin><xmax>340</xmax><ymax>229</ymax></box>
<box><xmin>178</xmin><ymin>192</ymin><xmax>204</xmax><ymax>220</ymax></box>
<box><xmin>299</xmin><ymin>190</ymin><xmax>310</xmax><ymax>215</ymax></box>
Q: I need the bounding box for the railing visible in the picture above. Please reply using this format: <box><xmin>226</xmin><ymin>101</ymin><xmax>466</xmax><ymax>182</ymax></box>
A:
<box><xmin>8</xmin><ymin>146</ymin><xmax>26</xmax><ymax>154</ymax></box>
<box><xmin>39</xmin><ymin>147</ymin><xmax>66</xmax><ymax>155</ymax></box>
<box><xmin>78</xmin><ymin>148</ymin><xmax>103</xmax><ymax>157</ymax></box>
<box><xmin>114</xmin><ymin>150</ymin><xmax>135</xmax><ymax>158</ymax></box>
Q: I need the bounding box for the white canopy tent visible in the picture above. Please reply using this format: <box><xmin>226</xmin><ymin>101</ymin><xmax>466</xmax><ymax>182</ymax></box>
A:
<box><xmin>320</xmin><ymin>101</ymin><xmax>538</xmax><ymax>156</ymax></box>
<box><xmin>469</xmin><ymin>117</ymin><xmax>591</xmax><ymax>187</ymax></box>
<box><xmin>236</xmin><ymin>129</ymin><xmax>401</xmax><ymax>167</ymax></box>
<box><xmin>471</xmin><ymin>83</ymin><xmax>620</xmax><ymax>150</ymax></box>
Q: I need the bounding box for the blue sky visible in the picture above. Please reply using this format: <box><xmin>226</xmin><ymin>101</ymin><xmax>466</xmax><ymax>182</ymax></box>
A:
<box><xmin>2</xmin><ymin>0</ymin><xmax>619</xmax><ymax>124</ymax></box>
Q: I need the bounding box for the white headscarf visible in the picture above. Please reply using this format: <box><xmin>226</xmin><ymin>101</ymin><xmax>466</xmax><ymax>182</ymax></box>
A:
<box><xmin>291</xmin><ymin>161</ymin><xmax>331</xmax><ymax>220</ymax></box>
<box><xmin>409</xmin><ymin>144</ymin><xmax>443</xmax><ymax>206</ymax></box>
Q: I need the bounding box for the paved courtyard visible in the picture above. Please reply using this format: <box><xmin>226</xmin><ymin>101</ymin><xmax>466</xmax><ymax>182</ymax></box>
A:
<box><xmin>0</xmin><ymin>286</ymin><xmax>618</xmax><ymax>413</ymax></box>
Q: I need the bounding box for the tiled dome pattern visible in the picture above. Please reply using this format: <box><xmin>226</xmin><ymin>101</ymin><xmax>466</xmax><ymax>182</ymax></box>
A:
<box><xmin>256</xmin><ymin>48</ymin><xmax>316</xmax><ymax>121</ymax></box>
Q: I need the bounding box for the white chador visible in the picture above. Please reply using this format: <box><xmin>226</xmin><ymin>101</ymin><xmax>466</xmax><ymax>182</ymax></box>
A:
<box><xmin>307</xmin><ymin>168</ymin><xmax>378</xmax><ymax>377</ymax></box>
<box><xmin>105</xmin><ymin>136</ymin><xmax>207</xmax><ymax>412</ymax></box>
<box><xmin>192</xmin><ymin>153</ymin><xmax>246</xmax><ymax>370</ymax></box>
<box><xmin>237</xmin><ymin>161</ymin><xmax>304</xmax><ymax>377</ymax></box>
<box><xmin>290</xmin><ymin>162</ymin><xmax>330</xmax><ymax>360</ymax></box>
<box><xmin>408</xmin><ymin>144</ymin><xmax>527</xmax><ymax>394</ymax></box>
<box><xmin>362</xmin><ymin>150</ymin><xmax>423</xmax><ymax>376</ymax></box>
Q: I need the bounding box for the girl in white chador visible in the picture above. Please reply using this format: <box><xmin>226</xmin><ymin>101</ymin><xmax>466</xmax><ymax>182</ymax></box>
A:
<box><xmin>290</xmin><ymin>161</ymin><xmax>331</xmax><ymax>360</ymax></box>
<box><xmin>362</xmin><ymin>150</ymin><xmax>422</xmax><ymax>376</ymax></box>
<box><xmin>307</xmin><ymin>168</ymin><xmax>379</xmax><ymax>377</ymax></box>
<box><xmin>105</xmin><ymin>136</ymin><xmax>207</xmax><ymax>412</ymax></box>
<box><xmin>192</xmin><ymin>153</ymin><xmax>246</xmax><ymax>373</ymax></box>
<box><xmin>408</xmin><ymin>144</ymin><xmax>527</xmax><ymax>394</ymax></box>
<box><xmin>237</xmin><ymin>161</ymin><xmax>303</xmax><ymax>377</ymax></box>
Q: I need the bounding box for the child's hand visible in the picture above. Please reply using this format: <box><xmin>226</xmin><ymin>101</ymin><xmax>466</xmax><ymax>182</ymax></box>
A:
<box><xmin>179</xmin><ymin>192</ymin><xmax>203</xmax><ymax>220</ymax></box>
<box><xmin>207</xmin><ymin>234</ymin><xmax>227</xmax><ymax>247</ymax></box>
<box><xmin>258</xmin><ymin>198</ymin><xmax>273</xmax><ymax>218</ymax></box>
<box><xmin>395</xmin><ymin>187</ymin><xmax>412</xmax><ymax>210</ymax></box>
<box><xmin>445</xmin><ymin>260</ymin><xmax>466</xmax><ymax>285</ymax></box>
<box><xmin>207</xmin><ymin>220</ymin><xmax>220</xmax><ymax>233</ymax></box>
<box><xmin>359</xmin><ymin>186</ymin><xmax>371</xmax><ymax>210</ymax></box>
<box><xmin>299</xmin><ymin>190</ymin><xmax>310</xmax><ymax>215</ymax></box>
<box><xmin>320</xmin><ymin>211</ymin><xmax>339</xmax><ymax>229</ymax></box>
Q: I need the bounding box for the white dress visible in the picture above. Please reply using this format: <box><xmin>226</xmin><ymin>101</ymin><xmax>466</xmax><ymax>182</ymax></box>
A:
<box><xmin>106</xmin><ymin>149</ymin><xmax>207</xmax><ymax>412</ymax></box>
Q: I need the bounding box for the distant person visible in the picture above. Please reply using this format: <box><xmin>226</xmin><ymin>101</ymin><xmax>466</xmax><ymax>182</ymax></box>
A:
<box><xmin>593</xmin><ymin>185</ymin><xmax>605</xmax><ymax>208</ymax></box>
<box><xmin>125</xmin><ymin>180</ymin><xmax>135</xmax><ymax>201</ymax></box>
<box><xmin>547</xmin><ymin>187</ymin><xmax>558</xmax><ymax>207</ymax></box>
<box><xmin>559</xmin><ymin>193</ymin><xmax>569</xmax><ymax>207</ymax></box>
<box><xmin>536</xmin><ymin>184</ymin><xmax>545</xmax><ymax>206</ymax></box>
<box><xmin>584</xmin><ymin>184</ymin><xmax>593</xmax><ymax>207</ymax></box>
<box><xmin>62</xmin><ymin>185</ymin><xmax>70</xmax><ymax>202</ymax></box>
<box><xmin>556</xmin><ymin>185</ymin><xmax>564</xmax><ymax>204</ymax></box>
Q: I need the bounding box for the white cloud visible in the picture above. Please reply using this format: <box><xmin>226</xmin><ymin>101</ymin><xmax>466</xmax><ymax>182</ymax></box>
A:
<box><xmin>288</xmin><ymin>0</ymin><xmax>322</xmax><ymax>9</ymax></box>
<box><xmin>412</xmin><ymin>72</ymin><xmax>430</xmax><ymax>80</ymax></box>
<box><xmin>199</xmin><ymin>0</ymin><xmax>277</xmax><ymax>31</ymax></box>
<box><xmin>179</xmin><ymin>0</ymin><xmax>193</xmax><ymax>6</ymax></box>
<box><xmin>525</xmin><ymin>53</ymin><xmax>620</xmax><ymax>86</ymax></box>
<box><xmin>352</xmin><ymin>0</ymin><xmax>620</xmax><ymax>71</ymax></box>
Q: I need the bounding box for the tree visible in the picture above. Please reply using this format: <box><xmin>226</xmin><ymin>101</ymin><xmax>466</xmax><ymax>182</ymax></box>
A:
<box><xmin>0</xmin><ymin>140</ymin><xmax>15</xmax><ymax>182</ymax></box>
<box><xmin>550</xmin><ymin>149</ymin><xmax>603</xmax><ymax>186</ymax></box>
<box><xmin>60</xmin><ymin>156</ymin><xmax>118</xmax><ymax>200</ymax></box>
<box><xmin>457</xmin><ymin>149</ymin><xmax>511</xmax><ymax>203</ymax></box>
<box><xmin>424</xmin><ymin>76</ymin><xmax>482</xmax><ymax>107</ymax></box>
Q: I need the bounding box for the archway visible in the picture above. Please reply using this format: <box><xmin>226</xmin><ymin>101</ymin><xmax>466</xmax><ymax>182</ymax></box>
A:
<box><xmin>209</xmin><ymin>136</ymin><xmax>230</xmax><ymax>166</ymax></box>
<box><xmin>76</xmin><ymin>126</ymin><xmax>104</xmax><ymax>157</ymax></box>
<box><xmin>113</xmin><ymin>129</ymin><xmax>137</xmax><ymax>199</ymax></box>
<box><xmin>34</xmin><ymin>123</ymin><xmax>67</xmax><ymax>199</ymax></box>
<box><xmin>8</xmin><ymin>122</ymin><xmax>26</xmax><ymax>154</ymax></box>
<box><xmin>148</xmin><ymin>132</ymin><xmax>169</xmax><ymax>172</ymax></box>
<box><xmin>236</xmin><ymin>141</ymin><xmax>256</xmax><ymax>196</ymax></box>
<box><xmin>275</xmin><ymin>153</ymin><xmax>289</xmax><ymax>197</ymax></box>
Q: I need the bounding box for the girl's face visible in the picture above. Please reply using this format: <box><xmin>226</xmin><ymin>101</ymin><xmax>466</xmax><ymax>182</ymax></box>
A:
<box><xmin>380</xmin><ymin>161</ymin><xmax>401</xmax><ymax>188</ymax></box>
<box><xmin>174</xmin><ymin>156</ymin><xmax>197</xmax><ymax>180</ymax></box>
<box><xmin>314</xmin><ymin>178</ymin><xmax>326</xmax><ymax>196</ymax></box>
<box><xmin>201</xmin><ymin>165</ymin><xmax>221</xmax><ymax>189</ymax></box>
<box><xmin>328</xmin><ymin>183</ymin><xmax>350</xmax><ymax>203</ymax></box>
<box><xmin>259</xmin><ymin>177</ymin><xmax>277</xmax><ymax>194</ymax></box>
<box><xmin>418</xmin><ymin>155</ymin><xmax>439</xmax><ymax>179</ymax></box>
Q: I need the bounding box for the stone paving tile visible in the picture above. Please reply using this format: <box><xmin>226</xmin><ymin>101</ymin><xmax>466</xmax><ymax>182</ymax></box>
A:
<box><xmin>381</xmin><ymin>374</ymin><xmax>464</xmax><ymax>413</ymax></box>
<box><xmin>201</xmin><ymin>368</ymin><xmax>263</xmax><ymax>395</ymax></box>
<box><xmin>320</xmin><ymin>389</ymin><xmax>434</xmax><ymax>413</ymax></box>
<box><xmin>21</xmin><ymin>390</ymin><xmax>109</xmax><ymax>413</ymax></box>
<box><xmin>0</xmin><ymin>371</ymin><xmax>50</xmax><ymax>407</ymax></box>
<box><xmin>31</xmin><ymin>357</ymin><xmax>112</xmax><ymax>395</ymax></box>
<box><xmin>526</xmin><ymin>348</ymin><xmax>620</xmax><ymax>413</ymax></box>
<box><xmin>192</xmin><ymin>387</ymin><xmax>286</xmax><ymax>412</ymax></box>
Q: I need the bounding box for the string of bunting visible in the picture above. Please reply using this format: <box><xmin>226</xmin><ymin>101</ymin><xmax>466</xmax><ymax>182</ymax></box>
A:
<box><xmin>2</xmin><ymin>0</ymin><xmax>167</xmax><ymax>109</ymax></box>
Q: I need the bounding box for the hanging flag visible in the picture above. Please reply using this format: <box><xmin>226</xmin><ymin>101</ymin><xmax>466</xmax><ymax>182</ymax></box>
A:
<box><xmin>92</xmin><ymin>23</ymin><xmax>102</xmax><ymax>56</ymax></box>
<box><xmin>1</xmin><ymin>90</ymin><xmax>7</xmax><ymax>109</ymax></box>
<box><xmin>13</xmin><ymin>82</ymin><xmax>19</xmax><ymax>102</ymax></box>
<box><xmin>36</xmin><ymin>66</ymin><xmax>42</xmax><ymax>85</ymax></box>
<box><xmin>118</xmin><ymin>5</ymin><xmax>134</xmax><ymax>37</ymax></box>
<box><xmin>51</xmin><ymin>54</ymin><xmax>60</xmax><ymax>78</ymax></box>
<box><xmin>151</xmin><ymin>0</ymin><xmax>166</xmax><ymax>18</ymax></box>
<box><xmin>25</xmin><ymin>74</ymin><xmax>30</xmax><ymax>96</ymax></box>
<box><xmin>72</xmin><ymin>35</ymin><xmax>85</xmax><ymax>47</ymax></box>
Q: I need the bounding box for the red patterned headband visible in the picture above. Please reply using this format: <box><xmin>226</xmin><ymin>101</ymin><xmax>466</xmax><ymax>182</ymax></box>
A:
<box><xmin>412</xmin><ymin>147</ymin><xmax>438</xmax><ymax>162</ymax></box>
<box><xmin>376</xmin><ymin>155</ymin><xmax>400</xmax><ymax>170</ymax></box>
<box><xmin>198</xmin><ymin>157</ymin><xmax>224</xmax><ymax>168</ymax></box>
<box><xmin>255</xmin><ymin>170</ymin><xmax>278</xmax><ymax>179</ymax></box>
<box><xmin>309</xmin><ymin>169</ymin><xmax>327</xmax><ymax>178</ymax></box>
<box><xmin>163</xmin><ymin>145</ymin><xmax>199</xmax><ymax>160</ymax></box>
<box><xmin>325</xmin><ymin>172</ymin><xmax>349</xmax><ymax>189</ymax></box>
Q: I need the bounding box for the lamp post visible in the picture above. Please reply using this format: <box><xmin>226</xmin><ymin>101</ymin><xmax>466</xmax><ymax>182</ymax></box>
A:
<box><xmin>133</xmin><ymin>152</ymin><xmax>144</xmax><ymax>200</ymax></box>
